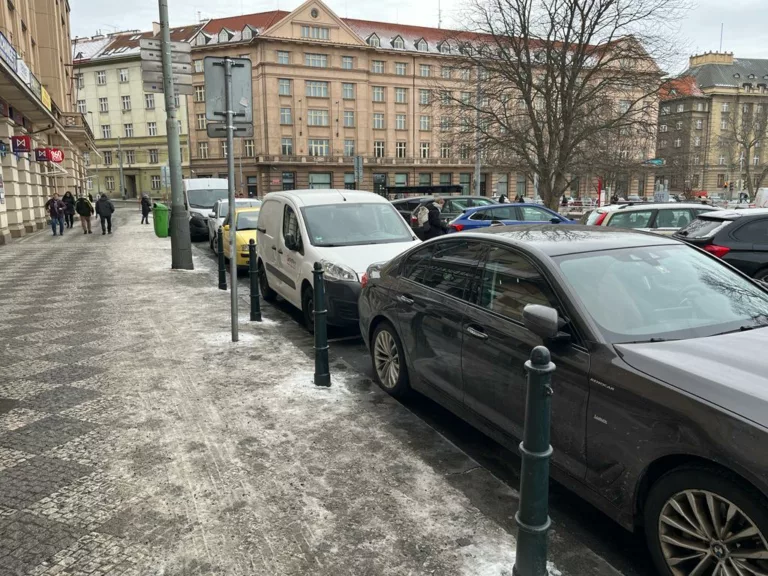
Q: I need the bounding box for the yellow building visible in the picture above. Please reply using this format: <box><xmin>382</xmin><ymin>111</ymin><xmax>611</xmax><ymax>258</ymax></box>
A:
<box><xmin>72</xmin><ymin>24</ymin><xmax>201</xmax><ymax>198</ymax></box>
<box><xmin>0</xmin><ymin>0</ymin><xmax>94</xmax><ymax>243</ymax></box>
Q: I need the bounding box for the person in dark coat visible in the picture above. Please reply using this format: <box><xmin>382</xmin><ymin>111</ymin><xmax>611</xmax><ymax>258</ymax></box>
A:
<box><xmin>95</xmin><ymin>193</ymin><xmax>115</xmax><ymax>235</ymax></box>
<box><xmin>75</xmin><ymin>195</ymin><xmax>94</xmax><ymax>234</ymax></box>
<box><xmin>423</xmin><ymin>197</ymin><xmax>449</xmax><ymax>240</ymax></box>
<box><xmin>62</xmin><ymin>191</ymin><xmax>76</xmax><ymax>228</ymax></box>
<box><xmin>140</xmin><ymin>194</ymin><xmax>151</xmax><ymax>224</ymax></box>
<box><xmin>45</xmin><ymin>193</ymin><xmax>66</xmax><ymax>236</ymax></box>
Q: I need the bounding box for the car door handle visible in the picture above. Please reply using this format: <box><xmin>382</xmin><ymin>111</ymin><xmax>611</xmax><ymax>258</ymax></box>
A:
<box><xmin>466</xmin><ymin>326</ymin><xmax>489</xmax><ymax>340</ymax></box>
<box><xmin>257</xmin><ymin>227</ymin><xmax>266</xmax><ymax>233</ymax></box>
<box><xmin>277</xmin><ymin>249</ymin><xmax>284</xmax><ymax>254</ymax></box>
<box><xmin>398</xmin><ymin>295</ymin><xmax>414</xmax><ymax>305</ymax></box>
<box><xmin>271</xmin><ymin>246</ymin><xmax>277</xmax><ymax>251</ymax></box>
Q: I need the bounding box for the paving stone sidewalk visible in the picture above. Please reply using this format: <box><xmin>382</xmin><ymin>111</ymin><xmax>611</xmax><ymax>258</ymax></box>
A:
<box><xmin>0</xmin><ymin>210</ymin><xmax>619</xmax><ymax>576</ymax></box>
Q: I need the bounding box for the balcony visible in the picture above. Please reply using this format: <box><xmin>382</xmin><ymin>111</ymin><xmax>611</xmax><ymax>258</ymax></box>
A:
<box><xmin>62</xmin><ymin>112</ymin><xmax>96</xmax><ymax>149</ymax></box>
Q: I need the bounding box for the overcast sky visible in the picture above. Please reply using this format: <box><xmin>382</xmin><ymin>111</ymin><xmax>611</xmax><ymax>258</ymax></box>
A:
<box><xmin>70</xmin><ymin>0</ymin><xmax>767</xmax><ymax>73</ymax></box>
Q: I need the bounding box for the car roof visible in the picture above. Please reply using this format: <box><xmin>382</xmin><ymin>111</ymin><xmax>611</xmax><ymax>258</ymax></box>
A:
<box><xmin>697</xmin><ymin>207</ymin><xmax>768</xmax><ymax>220</ymax></box>
<box><xmin>464</xmin><ymin>202</ymin><xmax>543</xmax><ymax>213</ymax></box>
<box><xmin>234</xmin><ymin>206</ymin><xmax>261</xmax><ymax>214</ymax></box>
<box><xmin>391</xmin><ymin>196</ymin><xmax>431</xmax><ymax>204</ymax></box>
<box><xmin>460</xmin><ymin>224</ymin><xmax>679</xmax><ymax>257</ymax></box>
<box><xmin>266</xmin><ymin>189</ymin><xmax>388</xmax><ymax>207</ymax></box>
<box><xmin>614</xmin><ymin>202</ymin><xmax>720</xmax><ymax>211</ymax></box>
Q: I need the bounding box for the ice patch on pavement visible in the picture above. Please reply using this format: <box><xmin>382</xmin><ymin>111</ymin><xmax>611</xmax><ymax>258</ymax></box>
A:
<box><xmin>202</xmin><ymin>331</ymin><xmax>265</xmax><ymax>346</ymax></box>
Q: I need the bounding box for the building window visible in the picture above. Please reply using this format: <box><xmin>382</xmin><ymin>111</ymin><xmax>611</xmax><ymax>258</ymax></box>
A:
<box><xmin>372</xmin><ymin>86</ymin><xmax>385</xmax><ymax>102</ymax></box>
<box><xmin>194</xmin><ymin>59</ymin><xmax>204</xmax><ymax>73</ymax></box>
<box><xmin>144</xmin><ymin>93</ymin><xmax>155</xmax><ymax>109</ymax></box>
<box><xmin>149</xmin><ymin>149</ymin><xmax>159</xmax><ymax>163</ymax></box>
<box><xmin>393</xmin><ymin>37</ymin><xmax>405</xmax><ymax>50</ymax></box>
<box><xmin>301</xmin><ymin>25</ymin><xmax>329</xmax><ymax>40</ymax></box>
<box><xmin>659</xmin><ymin>124</ymin><xmax>668</xmax><ymax>132</ymax></box>
<box><xmin>420</xmin><ymin>115</ymin><xmax>431</xmax><ymax>130</ymax></box>
<box><xmin>659</xmin><ymin>139</ymin><xmax>667</xmax><ymax>148</ymax></box>
<box><xmin>280</xmin><ymin>107</ymin><xmax>292</xmax><ymax>124</ymax></box>
<box><xmin>721</xmin><ymin>120</ymin><xmax>728</xmax><ymax>130</ymax></box>
<box><xmin>75</xmin><ymin>74</ymin><xmax>84</xmax><ymax>89</ymax></box>
<box><xmin>440</xmin><ymin>91</ymin><xmax>451</xmax><ymax>106</ymax></box>
<box><xmin>277</xmin><ymin>50</ymin><xmax>290</xmax><ymax>64</ymax></box>
<box><xmin>419</xmin><ymin>89</ymin><xmax>430</xmax><ymax>105</ymax></box>
<box><xmin>660</xmin><ymin>105</ymin><xmax>669</xmax><ymax>115</ymax></box>
<box><xmin>195</xmin><ymin>85</ymin><xmax>205</xmax><ymax>102</ymax></box>
<box><xmin>394</xmin><ymin>173</ymin><xmax>408</xmax><ymax>187</ymax></box>
<box><xmin>99</xmin><ymin>97</ymin><xmax>108</xmax><ymax>112</ymax></box>
<box><xmin>459</xmin><ymin>173</ymin><xmax>471</xmax><ymax>194</ymax></box>
<box><xmin>344</xmin><ymin>139</ymin><xmax>355</xmax><ymax>156</ymax></box>
<box><xmin>674</xmin><ymin>138</ymin><xmax>681</xmax><ymax>147</ymax></box>
<box><xmin>675</xmin><ymin>121</ymin><xmax>682</xmax><ymax>130</ymax></box>
<box><xmin>440</xmin><ymin>117</ymin><xmax>449</xmax><ymax>131</ymax></box>
<box><xmin>151</xmin><ymin>175</ymin><xmax>161</xmax><ymax>189</ymax></box>
<box><xmin>395</xmin><ymin>87</ymin><xmax>407</xmax><ymax>104</ymax></box>
<box><xmin>221</xmin><ymin>141</ymin><xmax>228</xmax><ymax>158</ymax></box>
<box><xmin>459</xmin><ymin>144</ymin><xmax>470</xmax><ymax>159</ymax></box>
<box><xmin>148</xmin><ymin>122</ymin><xmax>157</xmax><ymax>136</ymax></box>
<box><xmin>373</xmin><ymin>113</ymin><xmax>385</xmax><ymax>129</ymax></box>
<box><xmin>124</xmin><ymin>124</ymin><xmax>134</xmax><ymax>137</ymax></box>
<box><xmin>278</xmin><ymin>78</ymin><xmax>291</xmax><ymax>95</ymax></box>
<box><xmin>342</xmin><ymin>83</ymin><xmax>354</xmax><ymax>99</ymax></box>
<box><xmin>695</xmin><ymin>119</ymin><xmax>703</xmax><ymax>130</ymax></box>
<box><xmin>396</xmin><ymin>114</ymin><xmax>406</xmax><ymax>130</ymax></box>
<box><xmin>343</xmin><ymin>110</ymin><xmax>355</xmax><ymax>127</ymax></box>
<box><xmin>440</xmin><ymin>173</ymin><xmax>451</xmax><ymax>185</ymax></box>
<box><xmin>125</xmin><ymin>150</ymin><xmax>135</xmax><ymax>164</ymax></box>
<box><xmin>755</xmin><ymin>155</ymin><xmax>760</xmax><ymax>166</ymax></box>
<box><xmin>676</xmin><ymin>103</ymin><xmax>683</xmax><ymax>113</ymax></box>
<box><xmin>396</xmin><ymin>141</ymin><xmax>407</xmax><ymax>158</ymax></box>
<box><xmin>416</xmin><ymin>39</ymin><xmax>428</xmax><ymax>51</ymax></box>
<box><xmin>722</xmin><ymin>102</ymin><xmax>730</xmax><ymax>112</ymax></box>
<box><xmin>374</xmin><ymin>141</ymin><xmax>385</xmax><ymax>157</ymax></box>
<box><xmin>243</xmin><ymin>139</ymin><xmax>254</xmax><ymax>157</ymax></box>
<box><xmin>345</xmin><ymin>173</ymin><xmax>356</xmax><ymax>189</ymax></box>
<box><xmin>419</xmin><ymin>173</ymin><xmax>432</xmax><ymax>185</ymax></box>
<box><xmin>395</xmin><ymin>62</ymin><xmax>406</xmax><ymax>76</ymax></box>
<box><xmin>441</xmin><ymin>66</ymin><xmax>451</xmax><ymax>79</ymax></box>
<box><xmin>341</xmin><ymin>56</ymin><xmax>353</xmax><ymax>69</ymax></box>
<box><xmin>177</xmin><ymin>119</ymin><xmax>183</xmax><ymax>135</ymax></box>
<box><xmin>198</xmin><ymin>141</ymin><xmax>209</xmax><ymax>159</ymax></box>
<box><xmin>86</xmin><ymin>177</ymin><xmax>93</xmax><ymax>190</ymax></box>
<box><xmin>308</xmin><ymin>139</ymin><xmax>329</xmax><ymax>156</ymax></box>
<box><xmin>719</xmin><ymin>155</ymin><xmax>726</xmax><ymax>165</ymax></box>
<box><xmin>372</xmin><ymin>60</ymin><xmax>385</xmax><ymax>74</ymax></box>
<box><xmin>105</xmin><ymin>176</ymin><xmax>115</xmax><ymax>190</ymax></box>
<box><xmin>122</xmin><ymin>95</ymin><xmax>131</xmax><ymax>111</ymax></box>
<box><xmin>420</xmin><ymin>64</ymin><xmax>431</xmax><ymax>77</ymax></box>
<box><xmin>420</xmin><ymin>142</ymin><xmax>430</xmax><ymax>158</ymax></box>
<box><xmin>83</xmin><ymin>152</ymin><xmax>91</xmax><ymax>166</ymax></box>
<box><xmin>306</xmin><ymin>81</ymin><xmax>329</xmax><ymax>97</ymax></box>
<box><xmin>308</xmin><ymin>109</ymin><xmax>329</xmax><ymax>126</ymax></box>
<box><xmin>77</xmin><ymin>100</ymin><xmax>86</xmax><ymax>113</ymax></box>
<box><xmin>368</xmin><ymin>35</ymin><xmax>380</xmax><ymax>48</ymax></box>
<box><xmin>196</xmin><ymin>113</ymin><xmax>206</xmax><ymax>130</ymax></box>
<box><xmin>281</xmin><ymin>138</ymin><xmax>293</xmax><ymax>155</ymax></box>
<box><xmin>717</xmin><ymin>174</ymin><xmax>725</xmax><ymax>187</ymax></box>
<box><xmin>101</xmin><ymin>125</ymin><xmax>111</xmax><ymax>138</ymax></box>
<box><xmin>461</xmin><ymin>91</ymin><xmax>471</xmax><ymax>104</ymax></box>
<box><xmin>96</xmin><ymin>70</ymin><xmax>106</xmax><ymax>85</ymax></box>
<box><xmin>103</xmin><ymin>151</ymin><xmax>112</xmax><ymax>165</ymax></box>
<box><xmin>308</xmin><ymin>173</ymin><xmax>332</xmax><ymax>189</ymax></box>
<box><xmin>692</xmin><ymin>155</ymin><xmax>699</xmax><ymax>165</ymax></box>
<box><xmin>440</xmin><ymin>143</ymin><xmax>451</xmax><ymax>158</ymax></box>
<box><xmin>694</xmin><ymin>136</ymin><xmax>701</xmax><ymax>146</ymax></box>
<box><xmin>305</xmin><ymin>53</ymin><xmax>328</xmax><ymax>68</ymax></box>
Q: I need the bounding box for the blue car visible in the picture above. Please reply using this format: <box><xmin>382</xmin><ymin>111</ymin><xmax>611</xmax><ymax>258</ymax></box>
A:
<box><xmin>448</xmin><ymin>203</ymin><xmax>574</xmax><ymax>231</ymax></box>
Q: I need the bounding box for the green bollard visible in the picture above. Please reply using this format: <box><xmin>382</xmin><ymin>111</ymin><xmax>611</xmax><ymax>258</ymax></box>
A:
<box><xmin>513</xmin><ymin>345</ymin><xmax>555</xmax><ymax>576</ymax></box>
<box><xmin>313</xmin><ymin>262</ymin><xmax>331</xmax><ymax>387</ymax></box>
<box><xmin>248</xmin><ymin>239</ymin><xmax>262</xmax><ymax>322</ymax></box>
<box><xmin>217</xmin><ymin>226</ymin><xmax>227</xmax><ymax>291</ymax></box>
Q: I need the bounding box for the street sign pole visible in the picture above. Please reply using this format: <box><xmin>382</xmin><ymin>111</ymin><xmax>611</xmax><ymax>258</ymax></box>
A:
<box><xmin>158</xmin><ymin>0</ymin><xmax>193</xmax><ymax>270</ymax></box>
<box><xmin>224</xmin><ymin>57</ymin><xmax>238</xmax><ymax>342</ymax></box>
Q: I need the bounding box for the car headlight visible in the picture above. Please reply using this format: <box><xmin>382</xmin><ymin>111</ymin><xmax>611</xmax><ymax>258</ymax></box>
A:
<box><xmin>239</xmin><ymin>244</ymin><xmax>250</xmax><ymax>252</ymax></box>
<box><xmin>320</xmin><ymin>259</ymin><xmax>358</xmax><ymax>282</ymax></box>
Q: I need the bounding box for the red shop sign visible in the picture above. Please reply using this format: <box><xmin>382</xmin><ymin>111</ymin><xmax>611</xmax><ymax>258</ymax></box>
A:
<box><xmin>34</xmin><ymin>148</ymin><xmax>49</xmax><ymax>161</ymax></box>
<box><xmin>11</xmin><ymin>135</ymin><xmax>31</xmax><ymax>153</ymax></box>
<box><xmin>48</xmin><ymin>148</ymin><xmax>64</xmax><ymax>163</ymax></box>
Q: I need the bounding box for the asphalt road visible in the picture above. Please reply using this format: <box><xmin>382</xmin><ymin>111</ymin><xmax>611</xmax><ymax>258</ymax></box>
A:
<box><xmin>194</xmin><ymin>240</ymin><xmax>655</xmax><ymax>576</ymax></box>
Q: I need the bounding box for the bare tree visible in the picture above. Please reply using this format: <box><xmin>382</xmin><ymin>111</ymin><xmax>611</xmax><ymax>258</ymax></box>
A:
<box><xmin>719</xmin><ymin>101</ymin><xmax>768</xmax><ymax>199</ymax></box>
<box><xmin>433</xmin><ymin>0</ymin><xmax>686</xmax><ymax>209</ymax></box>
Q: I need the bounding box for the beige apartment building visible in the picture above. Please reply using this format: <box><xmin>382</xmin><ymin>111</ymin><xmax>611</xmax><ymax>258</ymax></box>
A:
<box><xmin>656</xmin><ymin>52</ymin><xmax>768</xmax><ymax>198</ymax></box>
<box><xmin>0</xmin><ymin>0</ymin><xmax>93</xmax><ymax>243</ymax></box>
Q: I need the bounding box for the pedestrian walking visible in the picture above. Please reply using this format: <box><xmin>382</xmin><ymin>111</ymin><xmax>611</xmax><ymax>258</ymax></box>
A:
<box><xmin>44</xmin><ymin>192</ymin><xmax>66</xmax><ymax>236</ymax></box>
<box><xmin>140</xmin><ymin>193</ymin><xmax>151</xmax><ymax>224</ymax></box>
<box><xmin>62</xmin><ymin>191</ymin><xmax>76</xmax><ymax>228</ymax></box>
<box><xmin>610</xmin><ymin>193</ymin><xmax>619</xmax><ymax>204</ymax></box>
<box><xmin>514</xmin><ymin>193</ymin><xmax>525</xmax><ymax>203</ymax></box>
<box><xmin>95</xmin><ymin>193</ymin><xmax>115</xmax><ymax>235</ymax></box>
<box><xmin>75</xmin><ymin>194</ymin><xmax>94</xmax><ymax>234</ymax></box>
<box><xmin>498</xmin><ymin>194</ymin><xmax>508</xmax><ymax>203</ymax></box>
<box><xmin>423</xmin><ymin>196</ymin><xmax>449</xmax><ymax>240</ymax></box>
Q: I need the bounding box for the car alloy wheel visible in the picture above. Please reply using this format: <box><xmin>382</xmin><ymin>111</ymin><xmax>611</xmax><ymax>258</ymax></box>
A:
<box><xmin>658</xmin><ymin>489</ymin><xmax>768</xmax><ymax>576</ymax></box>
<box><xmin>373</xmin><ymin>329</ymin><xmax>400</xmax><ymax>389</ymax></box>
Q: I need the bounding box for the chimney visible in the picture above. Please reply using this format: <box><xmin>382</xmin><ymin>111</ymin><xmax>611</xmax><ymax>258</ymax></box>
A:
<box><xmin>689</xmin><ymin>51</ymin><xmax>734</xmax><ymax>68</ymax></box>
<box><xmin>152</xmin><ymin>22</ymin><xmax>160</xmax><ymax>36</ymax></box>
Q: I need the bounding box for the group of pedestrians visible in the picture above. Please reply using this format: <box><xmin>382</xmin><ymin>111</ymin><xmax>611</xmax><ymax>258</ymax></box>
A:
<box><xmin>45</xmin><ymin>192</ymin><xmax>114</xmax><ymax>236</ymax></box>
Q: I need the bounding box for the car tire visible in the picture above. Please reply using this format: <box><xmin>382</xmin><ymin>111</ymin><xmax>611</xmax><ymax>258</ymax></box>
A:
<box><xmin>301</xmin><ymin>285</ymin><xmax>315</xmax><ymax>334</ymax></box>
<box><xmin>644</xmin><ymin>465</ymin><xmax>768</xmax><ymax>576</ymax></box>
<box><xmin>370</xmin><ymin>321</ymin><xmax>410</xmax><ymax>398</ymax></box>
<box><xmin>209</xmin><ymin>233</ymin><xmax>215</xmax><ymax>251</ymax></box>
<box><xmin>258</xmin><ymin>261</ymin><xmax>277</xmax><ymax>302</ymax></box>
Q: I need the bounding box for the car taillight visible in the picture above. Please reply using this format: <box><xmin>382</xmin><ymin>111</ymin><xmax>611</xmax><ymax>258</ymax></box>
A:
<box><xmin>594</xmin><ymin>212</ymin><xmax>608</xmax><ymax>225</ymax></box>
<box><xmin>360</xmin><ymin>273</ymin><xmax>369</xmax><ymax>289</ymax></box>
<box><xmin>703</xmin><ymin>244</ymin><xmax>730</xmax><ymax>258</ymax></box>
<box><xmin>450</xmin><ymin>223</ymin><xmax>464</xmax><ymax>232</ymax></box>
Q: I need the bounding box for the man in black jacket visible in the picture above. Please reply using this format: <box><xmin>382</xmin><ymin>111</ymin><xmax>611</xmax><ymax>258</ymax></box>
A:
<box><xmin>95</xmin><ymin>194</ymin><xmax>115</xmax><ymax>235</ymax></box>
<box><xmin>75</xmin><ymin>195</ymin><xmax>94</xmax><ymax>234</ymax></box>
<box><xmin>423</xmin><ymin>197</ymin><xmax>449</xmax><ymax>240</ymax></box>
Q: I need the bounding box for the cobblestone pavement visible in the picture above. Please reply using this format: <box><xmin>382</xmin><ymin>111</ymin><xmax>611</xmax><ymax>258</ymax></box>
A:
<box><xmin>0</xmin><ymin>210</ymin><xmax>625</xmax><ymax>576</ymax></box>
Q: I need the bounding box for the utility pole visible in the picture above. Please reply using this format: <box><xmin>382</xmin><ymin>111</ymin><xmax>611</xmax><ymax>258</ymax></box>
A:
<box><xmin>117</xmin><ymin>136</ymin><xmax>125</xmax><ymax>199</ymax></box>
<box><xmin>158</xmin><ymin>0</ymin><xmax>193</xmax><ymax>269</ymax></box>
<box><xmin>224</xmin><ymin>57</ymin><xmax>238</xmax><ymax>341</ymax></box>
<box><xmin>474</xmin><ymin>69</ymin><xmax>482</xmax><ymax>196</ymax></box>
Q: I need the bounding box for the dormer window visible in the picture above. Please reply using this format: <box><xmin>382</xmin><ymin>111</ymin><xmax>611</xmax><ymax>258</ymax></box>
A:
<box><xmin>195</xmin><ymin>33</ymin><xmax>211</xmax><ymax>46</ymax></box>
<box><xmin>218</xmin><ymin>28</ymin><xmax>233</xmax><ymax>43</ymax></box>
<box><xmin>733</xmin><ymin>73</ymin><xmax>741</xmax><ymax>79</ymax></box>
<box><xmin>392</xmin><ymin>35</ymin><xmax>404</xmax><ymax>49</ymax></box>
<box><xmin>415</xmin><ymin>38</ymin><xmax>428</xmax><ymax>52</ymax></box>
<box><xmin>748</xmin><ymin>74</ymin><xmax>756</xmax><ymax>79</ymax></box>
<box><xmin>242</xmin><ymin>25</ymin><xmax>256</xmax><ymax>41</ymax></box>
<box><xmin>367</xmin><ymin>33</ymin><xmax>380</xmax><ymax>48</ymax></box>
<box><xmin>438</xmin><ymin>41</ymin><xmax>450</xmax><ymax>54</ymax></box>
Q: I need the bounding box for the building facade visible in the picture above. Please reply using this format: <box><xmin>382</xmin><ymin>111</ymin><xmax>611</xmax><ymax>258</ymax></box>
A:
<box><xmin>72</xmin><ymin>24</ymin><xmax>200</xmax><ymax>199</ymax></box>
<box><xmin>656</xmin><ymin>52</ymin><xmax>768</xmax><ymax>198</ymax></box>
<box><xmin>0</xmin><ymin>0</ymin><xmax>93</xmax><ymax>243</ymax></box>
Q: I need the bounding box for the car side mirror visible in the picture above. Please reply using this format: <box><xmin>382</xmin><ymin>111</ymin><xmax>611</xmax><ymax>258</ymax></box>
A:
<box><xmin>208</xmin><ymin>211</ymin><xmax>216</xmax><ymax>218</ymax></box>
<box><xmin>284</xmin><ymin>233</ymin><xmax>298</xmax><ymax>251</ymax></box>
<box><xmin>550</xmin><ymin>217</ymin><xmax>561</xmax><ymax>224</ymax></box>
<box><xmin>523</xmin><ymin>304</ymin><xmax>559</xmax><ymax>339</ymax></box>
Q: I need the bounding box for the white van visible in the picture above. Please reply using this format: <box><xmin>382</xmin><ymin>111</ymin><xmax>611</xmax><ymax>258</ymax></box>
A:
<box><xmin>754</xmin><ymin>188</ymin><xmax>768</xmax><ymax>208</ymax></box>
<box><xmin>183</xmin><ymin>178</ymin><xmax>229</xmax><ymax>240</ymax></box>
<box><xmin>256</xmin><ymin>189</ymin><xmax>419</xmax><ymax>328</ymax></box>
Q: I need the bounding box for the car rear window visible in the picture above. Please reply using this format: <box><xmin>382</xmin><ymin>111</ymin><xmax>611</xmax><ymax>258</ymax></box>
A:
<box><xmin>677</xmin><ymin>217</ymin><xmax>733</xmax><ymax>239</ymax></box>
<box><xmin>606</xmin><ymin>210</ymin><xmax>654</xmax><ymax>229</ymax></box>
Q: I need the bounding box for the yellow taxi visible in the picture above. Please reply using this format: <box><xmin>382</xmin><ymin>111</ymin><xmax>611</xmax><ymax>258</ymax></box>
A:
<box><xmin>221</xmin><ymin>207</ymin><xmax>261</xmax><ymax>268</ymax></box>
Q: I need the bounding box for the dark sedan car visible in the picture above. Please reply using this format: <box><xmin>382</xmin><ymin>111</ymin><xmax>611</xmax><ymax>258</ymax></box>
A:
<box><xmin>674</xmin><ymin>208</ymin><xmax>768</xmax><ymax>281</ymax></box>
<box><xmin>359</xmin><ymin>225</ymin><xmax>768</xmax><ymax>576</ymax></box>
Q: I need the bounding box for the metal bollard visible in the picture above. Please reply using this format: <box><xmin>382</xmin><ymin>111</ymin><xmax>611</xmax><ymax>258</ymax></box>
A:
<box><xmin>217</xmin><ymin>226</ymin><xmax>227</xmax><ymax>291</ymax></box>
<box><xmin>513</xmin><ymin>345</ymin><xmax>555</xmax><ymax>576</ymax></box>
<box><xmin>312</xmin><ymin>262</ymin><xmax>331</xmax><ymax>387</ymax></box>
<box><xmin>248</xmin><ymin>239</ymin><xmax>262</xmax><ymax>322</ymax></box>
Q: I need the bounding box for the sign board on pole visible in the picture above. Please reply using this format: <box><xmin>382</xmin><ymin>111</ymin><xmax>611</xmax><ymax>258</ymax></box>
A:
<box><xmin>140</xmin><ymin>49</ymin><xmax>192</xmax><ymax>65</ymax></box>
<box><xmin>141</xmin><ymin>70</ymin><xmax>193</xmax><ymax>86</ymax></box>
<box><xmin>142</xmin><ymin>81</ymin><xmax>193</xmax><ymax>95</ymax></box>
<box><xmin>353</xmin><ymin>155</ymin><xmax>363</xmax><ymax>185</ymax></box>
<box><xmin>204</xmin><ymin>57</ymin><xmax>253</xmax><ymax>123</ymax></box>
<box><xmin>161</xmin><ymin>165</ymin><xmax>171</xmax><ymax>188</ymax></box>
<box><xmin>139</xmin><ymin>38</ymin><xmax>191</xmax><ymax>53</ymax></box>
<box><xmin>140</xmin><ymin>60</ymin><xmax>192</xmax><ymax>75</ymax></box>
<box><xmin>206</xmin><ymin>122</ymin><xmax>254</xmax><ymax>139</ymax></box>
<box><xmin>139</xmin><ymin>38</ymin><xmax>192</xmax><ymax>95</ymax></box>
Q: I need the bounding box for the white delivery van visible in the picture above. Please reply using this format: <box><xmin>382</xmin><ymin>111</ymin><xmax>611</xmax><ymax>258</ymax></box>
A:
<box><xmin>256</xmin><ymin>189</ymin><xmax>420</xmax><ymax>329</ymax></box>
<box><xmin>183</xmin><ymin>178</ymin><xmax>229</xmax><ymax>240</ymax></box>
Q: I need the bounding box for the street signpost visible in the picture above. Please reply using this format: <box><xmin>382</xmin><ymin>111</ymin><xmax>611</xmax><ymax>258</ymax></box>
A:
<box><xmin>353</xmin><ymin>155</ymin><xmax>363</xmax><ymax>189</ymax></box>
<box><xmin>139</xmin><ymin>37</ymin><xmax>193</xmax><ymax>95</ymax></box>
<box><xmin>206</xmin><ymin>123</ymin><xmax>254</xmax><ymax>139</ymax></box>
<box><xmin>161</xmin><ymin>164</ymin><xmax>171</xmax><ymax>200</ymax></box>
<box><xmin>204</xmin><ymin>56</ymin><xmax>253</xmax><ymax>343</ymax></box>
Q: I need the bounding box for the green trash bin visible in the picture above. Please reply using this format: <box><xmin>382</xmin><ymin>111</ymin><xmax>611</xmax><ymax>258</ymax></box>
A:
<box><xmin>153</xmin><ymin>202</ymin><xmax>170</xmax><ymax>238</ymax></box>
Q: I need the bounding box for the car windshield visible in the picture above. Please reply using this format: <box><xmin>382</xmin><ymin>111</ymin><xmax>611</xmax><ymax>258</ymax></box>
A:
<box><xmin>555</xmin><ymin>244</ymin><xmax>768</xmax><ymax>343</ymax></box>
<box><xmin>187</xmin><ymin>188</ymin><xmax>228</xmax><ymax>209</ymax></box>
<box><xmin>219</xmin><ymin>200</ymin><xmax>261</xmax><ymax>217</ymax></box>
<box><xmin>236</xmin><ymin>211</ymin><xmax>260</xmax><ymax>230</ymax></box>
<box><xmin>677</xmin><ymin>216</ymin><xmax>733</xmax><ymax>238</ymax></box>
<box><xmin>302</xmin><ymin>203</ymin><xmax>414</xmax><ymax>247</ymax></box>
